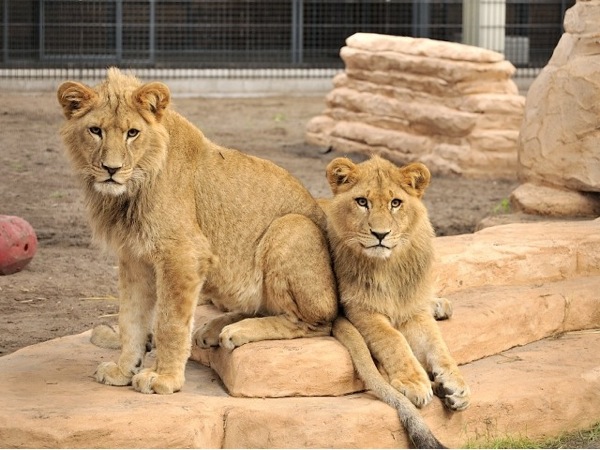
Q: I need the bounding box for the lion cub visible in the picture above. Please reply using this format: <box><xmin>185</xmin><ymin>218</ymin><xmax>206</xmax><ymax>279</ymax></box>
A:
<box><xmin>57</xmin><ymin>68</ymin><xmax>337</xmax><ymax>395</ymax></box>
<box><xmin>320</xmin><ymin>156</ymin><xmax>470</xmax><ymax>448</ymax></box>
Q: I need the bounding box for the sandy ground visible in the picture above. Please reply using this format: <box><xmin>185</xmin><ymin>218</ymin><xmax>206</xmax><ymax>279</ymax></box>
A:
<box><xmin>0</xmin><ymin>90</ymin><xmax>517</xmax><ymax>356</ymax></box>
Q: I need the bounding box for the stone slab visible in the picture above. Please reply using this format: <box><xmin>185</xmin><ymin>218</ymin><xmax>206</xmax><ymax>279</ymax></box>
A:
<box><xmin>2</xmin><ymin>329</ymin><xmax>600</xmax><ymax>448</ymax></box>
<box><xmin>346</xmin><ymin>33</ymin><xmax>505</xmax><ymax>63</ymax></box>
<box><xmin>192</xmin><ymin>276</ymin><xmax>600</xmax><ymax>397</ymax></box>
<box><xmin>190</xmin><ymin>220</ymin><xmax>600</xmax><ymax>399</ymax></box>
<box><xmin>511</xmin><ymin>182</ymin><xmax>600</xmax><ymax>217</ymax></box>
<box><xmin>434</xmin><ymin>219</ymin><xmax>600</xmax><ymax>295</ymax></box>
<box><xmin>441</xmin><ymin>276</ymin><xmax>600</xmax><ymax>364</ymax></box>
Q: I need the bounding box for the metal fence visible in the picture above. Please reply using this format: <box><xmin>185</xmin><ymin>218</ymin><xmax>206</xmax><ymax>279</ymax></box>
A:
<box><xmin>0</xmin><ymin>0</ymin><xmax>573</xmax><ymax>78</ymax></box>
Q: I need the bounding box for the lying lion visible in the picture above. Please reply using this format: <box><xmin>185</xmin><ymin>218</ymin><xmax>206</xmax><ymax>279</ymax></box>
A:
<box><xmin>321</xmin><ymin>156</ymin><xmax>471</xmax><ymax>448</ymax></box>
<box><xmin>57</xmin><ymin>68</ymin><xmax>338</xmax><ymax>395</ymax></box>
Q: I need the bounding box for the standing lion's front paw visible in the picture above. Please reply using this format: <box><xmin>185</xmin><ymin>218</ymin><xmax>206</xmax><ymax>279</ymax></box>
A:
<box><xmin>432</xmin><ymin>370</ymin><xmax>471</xmax><ymax>411</ymax></box>
<box><xmin>94</xmin><ymin>361</ymin><xmax>133</xmax><ymax>386</ymax></box>
<box><xmin>131</xmin><ymin>369</ymin><xmax>184</xmax><ymax>394</ymax></box>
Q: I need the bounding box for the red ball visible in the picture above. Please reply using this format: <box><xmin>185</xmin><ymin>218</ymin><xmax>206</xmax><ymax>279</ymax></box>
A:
<box><xmin>0</xmin><ymin>215</ymin><xmax>38</xmax><ymax>275</ymax></box>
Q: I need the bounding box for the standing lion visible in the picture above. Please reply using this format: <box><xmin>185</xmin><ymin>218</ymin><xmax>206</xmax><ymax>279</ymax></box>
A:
<box><xmin>57</xmin><ymin>68</ymin><xmax>337</xmax><ymax>395</ymax></box>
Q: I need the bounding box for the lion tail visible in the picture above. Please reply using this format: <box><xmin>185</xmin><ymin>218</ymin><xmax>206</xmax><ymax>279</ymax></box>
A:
<box><xmin>332</xmin><ymin>316</ymin><xmax>446</xmax><ymax>449</ymax></box>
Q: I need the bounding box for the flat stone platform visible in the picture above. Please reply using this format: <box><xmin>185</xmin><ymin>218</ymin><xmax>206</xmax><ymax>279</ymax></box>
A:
<box><xmin>1</xmin><ymin>219</ymin><xmax>599</xmax><ymax>448</ymax></box>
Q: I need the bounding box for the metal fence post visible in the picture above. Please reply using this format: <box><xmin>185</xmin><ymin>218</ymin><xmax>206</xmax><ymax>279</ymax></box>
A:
<box><xmin>291</xmin><ymin>0</ymin><xmax>303</xmax><ymax>65</ymax></box>
<box><xmin>463</xmin><ymin>0</ymin><xmax>506</xmax><ymax>54</ymax></box>
<box><xmin>3</xmin><ymin>0</ymin><xmax>8</xmax><ymax>63</ymax></box>
<box><xmin>412</xmin><ymin>0</ymin><xmax>430</xmax><ymax>38</ymax></box>
<box><xmin>116</xmin><ymin>0</ymin><xmax>123</xmax><ymax>62</ymax></box>
<box><xmin>149</xmin><ymin>0</ymin><xmax>155</xmax><ymax>64</ymax></box>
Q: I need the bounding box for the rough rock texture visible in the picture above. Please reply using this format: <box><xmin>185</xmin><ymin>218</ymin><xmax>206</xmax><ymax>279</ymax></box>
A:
<box><xmin>2</xmin><ymin>219</ymin><xmax>600</xmax><ymax>448</ymax></box>
<box><xmin>513</xmin><ymin>0</ymin><xmax>600</xmax><ymax>216</ymax></box>
<box><xmin>3</xmin><ymin>330</ymin><xmax>600</xmax><ymax>449</ymax></box>
<box><xmin>306</xmin><ymin>33</ymin><xmax>525</xmax><ymax>178</ymax></box>
<box><xmin>511</xmin><ymin>183</ymin><xmax>600</xmax><ymax>217</ymax></box>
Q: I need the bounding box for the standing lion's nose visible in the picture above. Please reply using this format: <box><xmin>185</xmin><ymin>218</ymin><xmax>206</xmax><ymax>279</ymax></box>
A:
<box><xmin>371</xmin><ymin>230</ymin><xmax>390</xmax><ymax>242</ymax></box>
<box><xmin>102</xmin><ymin>163</ymin><xmax>120</xmax><ymax>176</ymax></box>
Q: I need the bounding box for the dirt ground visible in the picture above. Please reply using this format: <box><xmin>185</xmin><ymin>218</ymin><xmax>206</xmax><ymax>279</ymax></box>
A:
<box><xmin>0</xmin><ymin>90</ymin><xmax>517</xmax><ymax>356</ymax></box>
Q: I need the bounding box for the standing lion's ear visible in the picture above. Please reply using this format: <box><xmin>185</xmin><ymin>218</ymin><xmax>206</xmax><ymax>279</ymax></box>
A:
<box><xmin>134</xmin><ymin>82</ymin><xmax>170</xmax><ymax>120</ymax></box>
<box><xmin>57</xmin><ymin>81</ymin><xmax>97</xmax><ymax>119</ymax></box>
<box><xmin>400</xmin><ymin>162</ymin><xmax>431</xmax><ymax>198</ymax></box>
<box><xmin>326</xmin><ymin>157</ymin><xmax>358</xmax><ymax>194</ymax></box>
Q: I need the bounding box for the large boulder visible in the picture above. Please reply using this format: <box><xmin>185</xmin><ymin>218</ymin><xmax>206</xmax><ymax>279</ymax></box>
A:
<box><xmin>513</xmin><ymin>0</ymin><xmax>600</xmax><ymax>216</ymax></box>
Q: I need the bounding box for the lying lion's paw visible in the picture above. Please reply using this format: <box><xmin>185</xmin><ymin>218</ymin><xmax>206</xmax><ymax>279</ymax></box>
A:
<box><xmin>131</xmin><ymin>369</ymin><xmax>183</xmax><ymax>395</ymax></box>
<box><xmin>432</xmin><ymin>370</ymin><xmax>471</xmax><ymax>411</ymax></box>
<box><xmin>391</xmin><ymin>375</ymin><xmax>434</xmax><ymax>408</ymax></box>
<box><xmin>193</xmin><ymin>322</ymin><xmax>221</xmax><ymax>348</ymax></box>
<box><xmin>218</xmin><ymin>323</ymin><xmax>250</xmax><ymax>351</ymax></box>
<box><xmin>94</xmin><ymin>361</ymin><xmax>132</xmax><ymax>386</ymax></box>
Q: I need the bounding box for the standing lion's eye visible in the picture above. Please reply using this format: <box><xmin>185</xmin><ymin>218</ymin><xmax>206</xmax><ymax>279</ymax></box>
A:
<box><xmin>127</xmin><ymin>129</ymin><xmax>140</xmax><ymax>138</ymax></box>
<box><xmin>89</xmin><ymin>127</ymin><xmax>102</xmax><ymax>137</ymax></box>
<box><xmin>390</xmin><ymin>198</ymin><xmax>402</xmax><ymax>208</ymax></box>
<box><xmin>355</xmin><ymin>197</ymin><xmax>369</xmax><ymax>208</ymax></box>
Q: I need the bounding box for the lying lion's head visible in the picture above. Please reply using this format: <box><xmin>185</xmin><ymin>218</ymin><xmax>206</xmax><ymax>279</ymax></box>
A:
<box><xmin>57</xmin><ymin>68</ymin><xmax>170</xmax><ymax>197</ymax></box>
<box><xmin>325</xmin><ymin>156</ymin><xmax>432</xmax><ymax>259</ymax></box>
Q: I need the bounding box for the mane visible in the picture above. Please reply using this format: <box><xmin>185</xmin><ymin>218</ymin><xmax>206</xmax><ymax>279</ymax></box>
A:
<box><xmin>84</xmin><ymin>68</ymin><xmax>140</xmax><ymax>116</ymax></box>
<box><xmin>84</xmin><ymin>182</ymin><xmax>159</xmax><ymax>255</ymax></box>
<box><xmin>331</xmin><ymin>219</ymin><xmax>434</xmax><ymax>300</ymax></box>
<box><xmin>62</xmin><ymin>68</ymin><xmax>169</xmax><ymax>256</ymax></box>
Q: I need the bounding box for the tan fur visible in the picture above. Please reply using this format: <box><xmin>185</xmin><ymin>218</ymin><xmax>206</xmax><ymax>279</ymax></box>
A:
<box><xmin>58</xmin><ymin>68</ymin><xmax>337</xmax><ymax>394</ymax></box>
<box><xmin>323</xmin><ymin>156</ymin><xmax>470</xmax><ymax>448</ymax></box>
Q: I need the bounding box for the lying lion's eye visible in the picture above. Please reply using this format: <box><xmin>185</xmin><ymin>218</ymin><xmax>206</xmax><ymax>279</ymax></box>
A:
<box><xmin>89</xmin><ymin>127</ymin><xmax>102</xmax><ymax>137</ymax></box>
<box><xmin>391</xmin><ymin>198</ymin><xmax>402</xmax><ymax>208</ymax></box>
<box><xmin>355</xmin><ymin>197</ymin><xmax>369</xmax><ymax>208</ymax></box>
<box><xmin>127</xmin><ymin>129</ymin><xmax>140</xmax><ymax>138</ymax></box>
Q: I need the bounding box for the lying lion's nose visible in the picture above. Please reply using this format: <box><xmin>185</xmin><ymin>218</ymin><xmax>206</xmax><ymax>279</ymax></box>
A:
<box><xmin>102</xmin><ymin>163</ymin><xmax>120</xmax><ymax>176</ymax></box>
<box><xmin>371</xmin><ymin>230</ymin><xmax>390</xmax><ymax>242</ymax></box>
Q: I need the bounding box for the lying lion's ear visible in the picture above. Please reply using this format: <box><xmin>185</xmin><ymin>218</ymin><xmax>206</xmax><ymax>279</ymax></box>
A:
<box><xmin>400</xmin><ymin>162</ymin><xmax>430</xmax><ymax>198</ymax></box>
<box><xmin>134</xmin><ymin>82</ymin><xmax>170</xmax><ymax>120</ymax></box>
<box><xmin>326</xmin><ymin>157</ymin><xmax>357</xmax><ymax>194</ymax></box>
<box><xmin>57</xmin><ymin>81</ymin><xmax>97</xmax><ymax>119</ymax></box>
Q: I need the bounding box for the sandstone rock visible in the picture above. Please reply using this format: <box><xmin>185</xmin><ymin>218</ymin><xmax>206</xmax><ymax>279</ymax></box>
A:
<box><xmin>340</xmin><ymin>46</ymin><xmax>516</xmax><ymax>84</ymax></box>
<box><xmin>2</xmin><ymin>327</ymin><xmax>600</xmax><ymax>448</ymax></box>
<box><xmin>511</xmin><ymin>182</ymin><xmax>600</xmax><ymax>217</ymax></box>
<box><xmin>191</xmin><ymin>275</ymin><xmax>600</xmax><ymax>398</ymax></box>
<box><xmin>434</xmin><ymin>218</ymin><xmax>600</xmax><ymax>295</ymax></box>
<box><xmin>2</xmin><ymin>220</ymin><xmax>600</xmax><ymax>447</ymax></box>
<box><xmin>345</xmin><ymin>33</ymin><xmax>504</xmax><ymax>63</ymax></box>
<box><xmin>441</xmin><ymin>276</ymin><xmax>600</xmax><ymax>363</ymax></box>
<box><xmin>192</xmin><ymin>331</ymin><xmax>364</xmax><ymax>398</ymax></box>
<box><xmin>306</xmin><ymin>33</ymin><xmax>524</xmax><ymax>177</ymax></box>
<box><xmin>187</xmin><ymin>219</ymin><xmax>600</xmax><ymax>399</ymax></box>
<box><xmin>514</xmin><ymin>0</ymin><xmax>600</xmax><ymax>216</ymax></box>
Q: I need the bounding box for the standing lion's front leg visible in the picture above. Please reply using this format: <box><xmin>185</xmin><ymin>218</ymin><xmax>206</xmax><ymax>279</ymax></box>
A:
<box><xmin>131</xmin><ymin>242</ymin><xmax>212</xmax><ymax>394</ymax></box>
<box><xmin>95</xmin><ymin>255</ymin><xmax>156</xmax><ymax>387</ymax></box>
